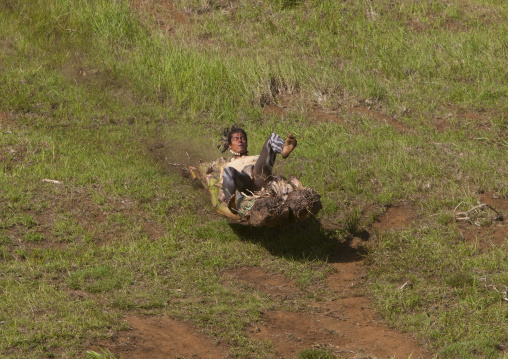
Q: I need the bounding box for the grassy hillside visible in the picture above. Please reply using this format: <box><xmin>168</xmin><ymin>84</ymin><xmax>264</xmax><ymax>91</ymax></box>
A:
<box><xmin>0</xmin><ymin>0</ymin><xmax>507</xmax><ymax>358</ymax></box>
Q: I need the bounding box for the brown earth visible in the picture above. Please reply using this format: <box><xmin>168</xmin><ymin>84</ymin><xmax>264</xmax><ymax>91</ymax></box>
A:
<box><xmin>95</xmin><ymin>316</ymin><xmax>230</xmax><ymax>359</ymax></box>
<box><xmin>241</xmin><ymin>237</ymin><xmax>431</xmax><ymax>359</ymax></box>
<box><xmin>0</xmin><ymin>111</ymin><xmax>15</xmax><ymax>128</ymax></box>
<box><xmin>371</xmin><ymin>205</ymin><xmax>416</xmax><ymax>232</ymax></box>
<box><xmin>457</xmin><ymin>192</ymin><xmax>508</xmax><ymax>250</ymax></box>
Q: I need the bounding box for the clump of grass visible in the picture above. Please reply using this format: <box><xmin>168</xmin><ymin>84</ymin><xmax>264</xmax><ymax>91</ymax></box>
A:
<box><xmin>67</xmin><ymin>265</ymin><xmax>132</xmax><ymax>293</ymax></box>
<box><xmin>343</xmin><ymin>209</ymin><xmax>362</xmax><ymax>237</ymax></box>
<box><xmin>369</xmin><ymin>225</ymin><xmax>508</xmax><ymax>357</ymax></box>
<box><xmin>22</xmin><ymin>230</ymin><xmax>45</xmax><ymax>243</ymax></box>
<box><xmin>85</xmin><ymin>348</ymin><xmax>117</xmax><ymax>359</ymax></box>
<box><xmin>297</xmin><ymin>348</ymin><xmax>336</xmax><ymax>359</ymax></box>
<box><xmin>445</xmin><ymin>271</ymin><xmax>475</xmax><ymax>288</ymax></box>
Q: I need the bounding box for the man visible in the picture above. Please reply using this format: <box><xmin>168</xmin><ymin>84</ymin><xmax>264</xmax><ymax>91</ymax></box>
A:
<box><xmin>218</xmin><ymin>126</ymin><xmax>297</xmax><ymax>212</ymax></box>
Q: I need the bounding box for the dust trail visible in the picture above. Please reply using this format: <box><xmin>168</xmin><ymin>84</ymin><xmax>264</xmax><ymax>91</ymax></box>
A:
<box><xmin>148</xmin><ymin>134</ymin><xmax>223</xmax><ymax>176</ymax></box>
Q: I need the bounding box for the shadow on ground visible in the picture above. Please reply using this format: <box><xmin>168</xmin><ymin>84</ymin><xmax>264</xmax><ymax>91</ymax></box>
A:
<box><xmin>229</xmin><ymin>218</ymin><xmax>370</xmax><ymax>263</ymax></box>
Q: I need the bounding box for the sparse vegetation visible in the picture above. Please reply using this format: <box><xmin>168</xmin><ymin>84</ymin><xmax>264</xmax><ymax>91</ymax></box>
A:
<box><xmin>0</xmin><ymin>0</ymin><xmax>507</xmax><ymax>358</ymax></box>
<box><xmin>298</xmin><ymin>348</ymin><xmax>337</xmax><ymax>359</ymax></box>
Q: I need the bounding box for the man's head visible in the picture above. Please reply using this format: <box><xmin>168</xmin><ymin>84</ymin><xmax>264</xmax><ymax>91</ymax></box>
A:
<box><xmin>228</xmin><ymin>127</ymin><xmax>248</xmax><ymax>155</ymax></box>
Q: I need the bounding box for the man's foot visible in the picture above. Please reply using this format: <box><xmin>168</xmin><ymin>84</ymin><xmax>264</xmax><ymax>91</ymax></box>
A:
<box><xmin>282</xmin><ymin>134</ymin><xmax>297</xmax><ymax>159</ymax></box>
<box><xmin>227</xmin><ymin>194</ymin><xmax>238</xmax><ymax>214</ymax></box>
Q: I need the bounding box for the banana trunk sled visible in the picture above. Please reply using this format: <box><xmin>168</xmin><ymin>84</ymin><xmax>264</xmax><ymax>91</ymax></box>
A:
<box><xmin>189</xmin><ymin>159</ymin><xmax>322</xmax><ymax>227</ymax></box>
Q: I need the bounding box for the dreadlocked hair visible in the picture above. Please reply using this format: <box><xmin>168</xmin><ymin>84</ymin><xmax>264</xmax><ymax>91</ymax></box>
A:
<box><xmin>217</xmin><ymin>125</ymin><xmax>247</xmax><ymax>153</ymax></box>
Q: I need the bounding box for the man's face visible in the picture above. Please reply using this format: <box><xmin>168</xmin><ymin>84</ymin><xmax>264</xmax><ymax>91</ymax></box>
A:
<box><xmin>229</xmin><ymin>132</ymin><xmax>248</xmax><ymax>154</ymax></box>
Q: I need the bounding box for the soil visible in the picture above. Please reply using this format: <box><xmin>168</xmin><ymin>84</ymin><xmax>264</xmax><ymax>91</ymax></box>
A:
<box><xmin>0</xmin><ymin>111</ymin><xmax>15</xmax><ymax>128</ymax></box>
<box><xmin>371</xmin><ymin>205</ymin><xmax>416</xmax><ymax>232</ymax></box>
<box><xmin>94</xmin><ymin>316</ymin><xmax>230</xmax><ymax>359</ymax></box>
<box><xmin>240</xmin><ymin>237</ymin><xmax>431</xmax><ymax>359</ymax></box>
<box><xmin>457</xmin><ymin>192</ymin><xmax>508</xmax><ymax>250</ymax></box>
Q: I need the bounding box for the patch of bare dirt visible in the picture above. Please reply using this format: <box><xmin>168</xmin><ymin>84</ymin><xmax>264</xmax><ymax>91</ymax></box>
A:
<box><xmin>261</xmin><ymin>88</ymin><xmax>414</xmax><ymax>135</ymax></box>
<box><xmin>457</xmin><ymin>193</ymin><xmax>508</xmax><ymax>250</ymax></box>
<box><xmin>0</xmin><ymin>111</ymin><xmax>16</xmax><ymax>128</ymax></box>
<box><xmin>130</xmin><ymin>0</ymin><xmax>188</xmax><ymax>35</ymax></box>
<box><xmin>348</xmin><ymin>106</ymin><xmax>415</xmax><ymax>135</ymax></box>
<box><xmin>132</xmin><ymin>0</ymin><xmax>187</xmax><ymax>23</ymax></box>
<box><xmin>242</xmin><ymin>240</ymin><xmax>430</xmax><ymax>358</ymax></box>
<box><xmin>96</xmin><ymin>316</ymin><xmax>230</xmax><ymax>359</ymax></box>
<box><xmin>248</xmin><ymin>305</ymin><xmax>428</xmax><ymax>358</ymax></box>
<box><xmin>431</xmin><ymin>115</ymin><xmax>453</xmax><ymax>133</ymax></box>
<box><xmin>433</xmin><ymin>106</ymin><xmax>500</xmax><ymax>133</ymax></box>
<box><xmin>263</xmin><ymin>103</ymin><xmax>286</xmax><ymax>118</ymax></box>
<box><xmin>372</xmin><ymin>204</ymin><xmax>416</xmax><ymax>232</ymax></box>
<box><xmin>406</xmin><ymin>19</ymin><xmax>429</xmax><ymax>33</ymax></box>
<box><xmin>262</xmin><ymin>101</ymin><xmax>348</xmax><ymax>127</ymax></box>
<box><xmin>480</xmin><ymin>193</ymin><xmax>508</xmax><ymax>214</ymax></box>
<box><xmin>262</xmin><ymin>95</ymin><xmax>414</xmax><ymax>135</ymax></box>
<box><xmin>228</xmin><ymin>236</ymin><xmax>429</xmax><ymax>358</ymax></box>
<box><xmin>223</xmin><ymin>266</ymin><xmax>299</xmax><ymax>299</ymax></box>
<box><xmin>310</xmin><ymin>109</ymin><xmax>346</xmax><ymax>125</ymax></box>
<box><xmin>459</xmin><ymin>222</ymin><xmax>507</xmax><ymax>250</ymax></box>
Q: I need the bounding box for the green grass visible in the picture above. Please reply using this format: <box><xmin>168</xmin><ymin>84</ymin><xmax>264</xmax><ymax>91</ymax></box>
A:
<box><xmin>0</xmin><ymin>0</ymin><xmax>507</xmax><ymax>358</ymax></box>
<box><xmin>298</xmin><ymin>348</ymin><xmax>337</xmax><ymax>359</ymax></box>
<box><xmin>369</xmin><ymin>225</ymin><xmax>507</xmax><ymax>358</ymax></box>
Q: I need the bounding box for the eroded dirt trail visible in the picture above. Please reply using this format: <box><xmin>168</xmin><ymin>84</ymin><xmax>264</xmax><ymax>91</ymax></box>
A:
<box><xmin>97</xmin><ymin>316</ymin><xmax>229</xmax><ymax>359</ymax></box>
<box><xmin>98</xmin><ymin>244</ymin><xmax>431</xmax><ymax>359</ymax></box>
<box><xmin>239</xmin><ymin>237</ymin><xmax>430</xmax><ymax>359</ymax></box>
<box><xmin>98</xmin><ymin>219</ymin><xmax>432</xmax><ymax>359</ymax></box>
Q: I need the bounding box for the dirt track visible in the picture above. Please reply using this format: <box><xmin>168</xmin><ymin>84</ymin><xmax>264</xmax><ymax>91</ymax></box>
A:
<box><xmin>96</xmin><ymin>206</ymin><xmax>433</xmax><ymax>358</ymax></box>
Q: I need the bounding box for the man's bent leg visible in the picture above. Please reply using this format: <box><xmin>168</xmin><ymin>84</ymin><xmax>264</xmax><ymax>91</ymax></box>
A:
<box><xmin>222</xmin><ymin>166</ymin><xmax>255</xmax><ymax>202</ymax></box>
<box><xmin>253</xmin><ymin>133</ymin><xmax>296</xmax><ymax>188</ymax></box>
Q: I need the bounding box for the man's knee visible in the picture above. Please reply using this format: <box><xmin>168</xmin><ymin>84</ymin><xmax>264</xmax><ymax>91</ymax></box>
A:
<box><xmin>224</xmin><ymin>167</ymin><xmax>245</xmax><ymax>188</ymax></box>
<box><xmin>224</xmin><ymin>166</ymin><xmax>236</xmax><ymax>178</ymax></box>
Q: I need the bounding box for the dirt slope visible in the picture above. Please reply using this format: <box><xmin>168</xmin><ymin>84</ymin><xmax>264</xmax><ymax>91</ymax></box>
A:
<box><xmin>97</xmin><ymin>239</ymin><xmax>431</xmax><ymax>359</ymax></box>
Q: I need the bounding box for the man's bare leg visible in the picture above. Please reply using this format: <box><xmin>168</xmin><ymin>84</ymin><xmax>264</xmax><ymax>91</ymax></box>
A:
<box><xmin>253</xmin><ymin>133</ymin><xmax>286</xmax><ymax>188</ymax></box>
<box><xmin>222</xmin><ymin>167</ymin><xmax>255</xmax><ymax>202</ymax></box>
